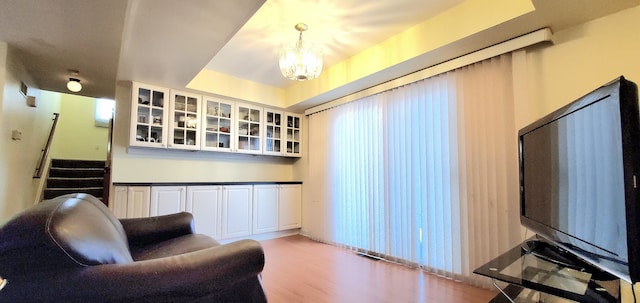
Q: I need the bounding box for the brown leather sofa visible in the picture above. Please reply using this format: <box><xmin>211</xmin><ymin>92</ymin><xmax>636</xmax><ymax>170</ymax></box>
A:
<box><xmin>0</xmin><ymin>193</ymin><xmax>267</xmax><ymax>302</ymax></box>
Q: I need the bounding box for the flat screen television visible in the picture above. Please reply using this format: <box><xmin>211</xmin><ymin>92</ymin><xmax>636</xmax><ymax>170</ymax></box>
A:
<box><xmin>519</xmin><ymin>76</ymin><xmax>640</xmax><ymax>283</ymax></box>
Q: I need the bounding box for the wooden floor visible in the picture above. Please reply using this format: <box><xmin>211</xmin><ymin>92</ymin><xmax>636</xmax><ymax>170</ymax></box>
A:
<box><xmin>260</xmin><ymin>235</ymin><xmax>497</xmax><ymax>303</ymax></box>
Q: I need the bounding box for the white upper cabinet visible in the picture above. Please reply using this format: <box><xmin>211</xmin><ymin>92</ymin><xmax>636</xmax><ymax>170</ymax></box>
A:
<box><xmin>130</xmin><ymin>82</ymin><xmax>169</xmax><ymax>148</ymax></box>
<box><xmin>235</xmin><ymin>103</ymin><xmax>262</xmax><ymax>154</ymax></box>
<box><xmin>201</xmin><ymin>97</ymin><xmax>234</xmax><ymax>152</ymax></box>
<box><xmin>128</xmin><ymin>82</ymin><xmax>302</xmax><ymax>157</ymax></box>
<box><xmin>263</xmin><ymin>110</ymin><xmax>302</xmax><ymax>157</ymax></box>
<box><xmin>168</xmin><ymin>90</ymin><xmax>201</xmax><ymax>150</ymax></box>
<box><xmin>263</xmin><ymin>109</ymin><xmax>283</xmax><ymax>156</ymax></box>
<box><xmin>284</xmin><ymin>113</ymin><xmax>302</xmax><ymax>157</ymax></box>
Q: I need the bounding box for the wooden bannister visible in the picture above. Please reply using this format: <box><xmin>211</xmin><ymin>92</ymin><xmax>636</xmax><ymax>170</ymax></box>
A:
<box><xmin>102</xmin><ymin>118</ymin><xmax>113</xmax><ymax>205</ymax></box>
<box><xmin>34</xmin><ymin>113</ymin><xmax>60</xmax><ymax>178</ymax></box>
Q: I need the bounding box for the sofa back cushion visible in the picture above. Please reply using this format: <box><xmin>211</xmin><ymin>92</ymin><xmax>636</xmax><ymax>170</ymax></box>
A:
<box><xmin>0</xmin><ymin>194</ymin><xmax>132</xmax><ymax>277</ymax></box>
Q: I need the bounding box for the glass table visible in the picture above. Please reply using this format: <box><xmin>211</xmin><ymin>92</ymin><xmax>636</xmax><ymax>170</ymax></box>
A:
<box><xmin>474</xmin><ymin>243</ymin><xmax>621</xmax><ymax>303</ymax></box>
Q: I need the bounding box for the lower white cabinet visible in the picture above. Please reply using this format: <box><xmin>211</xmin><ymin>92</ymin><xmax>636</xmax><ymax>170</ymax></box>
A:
<box><xmin>150</xmin><ymin>186</ymin><xmax>186</xmax><ymax>216</ymax></box>
<box><xmin>112</xmin><ymin>186</ymin><xmax>128</xmax><ymax>218</ymax></box>
<box><xmin>253</xmin><ymin>184</ymin><xmax>302</xmax><ymax>232</ymax></box>
<box><xmin>112</xmin><ymin>186</ymin><xmax>150</xmax><ymax>218</ymax></box>
<box><xmin>149</xmin><ymin>185</ymin><xmax>224</xmax><ymax>240</ymax></box>
<box><xmin>253</xmin><ymin>185</ymin><xmax>279</xmax><ymax>234</ymax></box>
<box><xmin>111</xmin><ymin>183</ymin><xmax>301</xmax><ymax>240</ymax></box>
<box><xmin>186</xmin><ymin>186</ymin><xmax>222</xmax><ymax>239</ymax></box>
<box><xmin>221</xmin><ymin>185</ymin><xmax>253</xmax><ymax>239</ymax></box>
<box><xmin>278</xmin><ymin>184</ymin><xmax>302</xmax><ymax>230</ymax></box>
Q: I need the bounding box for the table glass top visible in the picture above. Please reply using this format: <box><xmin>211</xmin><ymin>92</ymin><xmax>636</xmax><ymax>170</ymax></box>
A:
<box><xmin>474</xmin><ymin>242</ymin><xmax>620</xmax><ymax>303</ymax></box>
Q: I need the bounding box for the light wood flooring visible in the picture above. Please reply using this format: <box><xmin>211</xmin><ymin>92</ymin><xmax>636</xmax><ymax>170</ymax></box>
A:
<box><xmin>260</xmin><ymin>235</ymin><xmax>497</xmax><ymax>303</ymax></box>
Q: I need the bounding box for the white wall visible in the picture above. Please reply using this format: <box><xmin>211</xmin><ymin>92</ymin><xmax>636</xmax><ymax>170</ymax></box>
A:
<box><xmin>50</xmin><ymin>94</ymin><xmax>108</xmax><ymax>161</ymax></box>
<box><xmin>520</xmin><ymin>6</ymin><xmax>640</xmax><ymax>129</ymax></box>
<box><xmin>0</xmin><ymin>42</ymin><xmax>60</xmax><ymax>223</ymax></box>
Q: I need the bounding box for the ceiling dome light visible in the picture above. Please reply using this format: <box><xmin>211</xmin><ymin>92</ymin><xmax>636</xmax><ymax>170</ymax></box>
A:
<box><xmin>279</xmin><ymin>23</ymin><xmax>323</xmax><ymax>81</ymax></box>
<box><xmin>67</xmin><ymin>78</ymin><xmax>82</xmax><ymax>92</ymax></box>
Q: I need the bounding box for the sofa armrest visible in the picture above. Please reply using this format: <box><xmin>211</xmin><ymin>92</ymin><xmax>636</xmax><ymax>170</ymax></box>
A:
<box><xmin>2</xmin><ymin>240</ymin><xmax>266</xmax><ymax>302</ymax></box>
<box><xmin>119</xmin><ymin>212</ymin><xmax>195</xmax><ymax>247</ymax></box>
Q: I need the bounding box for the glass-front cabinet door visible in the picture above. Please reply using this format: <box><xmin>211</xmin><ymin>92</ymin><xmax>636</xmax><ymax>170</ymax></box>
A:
<box><xmin>263</xmin><ymin>110</ymin><xmax>283</xmax><ymax>156</ymax></box>
<box><xmin>201</xmin><ymin>97</ymin><xmax>233</xmax><ymax>152</ymax></box>
<box><xmin>284</xmin><ymin>113</ymin><xmax>302</xmax><ymax>157</ymax></box>
<box><xmin>235</xmin><ymin>103</ymin><xmax>262</xmax><ymax>154</ymax></box>
<box><xmin>168</xmin><ymin>90</ymin><xmax>201</xmax><ymax>150</ymax></box>
<box><xmin>130</xmin><ymin>82</ymin><xmax>169</xmax><ymax>148</ymax></box>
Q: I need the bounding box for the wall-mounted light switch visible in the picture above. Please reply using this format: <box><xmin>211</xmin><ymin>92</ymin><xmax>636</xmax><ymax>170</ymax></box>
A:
<box><xmin>26</xmin><ymin>96</ymin><xmax>37</xmax><ymax>107</ymax></box>
<box><xmin>11</xmin><ymin>130</ymin><xmax>22</xmax><ymax>141</ymax></box>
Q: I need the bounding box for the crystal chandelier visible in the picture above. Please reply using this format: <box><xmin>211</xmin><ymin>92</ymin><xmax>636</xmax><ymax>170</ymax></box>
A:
<box><xmin>279</xmin><ymin>23</ymin><xmax>323</xmax><ymax>81</ymax></box>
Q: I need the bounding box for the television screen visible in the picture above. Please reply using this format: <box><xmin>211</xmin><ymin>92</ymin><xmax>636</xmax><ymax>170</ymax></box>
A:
<box><xmin>519</xmin><ymin>76</ymin><xmax>640</xmax><ymax>283</ymax></box>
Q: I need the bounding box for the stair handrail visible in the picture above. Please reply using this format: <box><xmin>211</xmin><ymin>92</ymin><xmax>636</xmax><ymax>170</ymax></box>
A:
<box><xmin>102</xmin><ymin>118</ymin><xmax>114</xmax><ymax>205</ymax></box>
<box><xmin>34</xmin><ymin>113</ymin><xmax>60</xmax><ymax>178</ymax></box>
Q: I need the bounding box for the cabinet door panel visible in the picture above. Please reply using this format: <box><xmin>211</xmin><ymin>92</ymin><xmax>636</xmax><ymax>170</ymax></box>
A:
<box><xmin>111</xmin><ymin>186</ymin><xmax>128</xmax><ymax>218</ymax></box>
<box><xmin>127</xmin><ymin>186</ymin><xmax>150</xmax><ymax>218</ymax></box>
<box><xmin>263</xmin><ymin>110</ymin><xmax>283</xmax><ymax>156</ymax></box>
<box><xmin>221</xmin><ymin>185</ymin><xmax>253</xmax><ymax>239</ymax></box>
<box><xmin>284</xmin><ymin>113</ymin><xmax>302</xmax><ymax>157</ymax></box>
<box><xmin>187</xmin><ymin>186</ymin><xmax>221</xmax><ymax>239</ymax></box>
<box><xmin>150</xmin><ymin>186</ymin><xmax>186</xmax><ymax>216</ymax></box>
<box><xmin>253</xmin><ymin>185</ymin><xmax>279</xmax><ymax>234</ymax></box>
<box><xmin>168</xmin><ymin>91</ymin><xmax>202</xmax><ymax>150</ymax></box>
<box><xmin>201</xmin><ymin>97</ymin><xmax>234</xmax><ymax>152</ymax></box>
<box><xmin>130</xmin><ymin>83</ymin><xmax>169</xmax><ymax>148</ymax></box>
<box><xmin>235</xmin><ymin>104</ymin><xmax>262</xmax><ymax>154</ymax></box>
<box><xmin>279</xmin><ymin>185</ymin><xmax>302</xmax><ymax>230</ymax></box>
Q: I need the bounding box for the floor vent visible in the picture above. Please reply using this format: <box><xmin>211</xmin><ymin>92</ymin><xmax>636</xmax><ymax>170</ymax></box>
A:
<box><xmin>356</xmin><ymin>252</ymin><xmax>383</xmax><ymax>261</ymax></box>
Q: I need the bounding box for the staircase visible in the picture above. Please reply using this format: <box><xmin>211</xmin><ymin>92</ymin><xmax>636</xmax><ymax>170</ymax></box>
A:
<box><xmin>44</xmin><ymin>159</ymin><xmax>106</xmax><ymax>201</ymax></box>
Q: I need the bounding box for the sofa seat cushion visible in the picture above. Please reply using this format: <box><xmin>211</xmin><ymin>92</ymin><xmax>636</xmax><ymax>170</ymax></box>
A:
<box><xmin>131</xmin><ymin>234</ymin><xmax>221</xmax><ymax>261</ymax></box>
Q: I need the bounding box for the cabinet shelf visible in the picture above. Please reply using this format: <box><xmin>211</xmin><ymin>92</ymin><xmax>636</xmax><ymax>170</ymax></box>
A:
<box><xmin>206</xmin><ymin>115</ymin><xmax>231</xmax><ymax>120</ymax></box>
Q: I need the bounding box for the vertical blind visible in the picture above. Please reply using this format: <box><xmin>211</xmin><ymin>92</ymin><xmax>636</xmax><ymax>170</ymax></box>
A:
<box><xmin>306</xmin><ymin>53</ymin><xmax>521</xmax><ymax>286</ymax></box>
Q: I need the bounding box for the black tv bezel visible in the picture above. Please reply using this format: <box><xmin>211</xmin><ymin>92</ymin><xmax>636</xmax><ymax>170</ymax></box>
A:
<box><xmin>518</xmin><ymin>76</ymin><xmax>640</xmax><ymax>283</ymax></box>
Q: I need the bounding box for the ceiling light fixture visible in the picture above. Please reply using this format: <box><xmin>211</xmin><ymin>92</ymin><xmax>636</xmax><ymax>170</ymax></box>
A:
<box><xmin>67</xmin><ymin>78</ymin><xmax>82</xmax><ymax>92</ymax></box>
<box><xmin>279</xmin><ymin>23</ymin><xmax>323</xmax><ymax>81</ymax></box>
<box><xmin>66</xmin><ymin>69</ymin><xmax>82</xmax><ymax>92</ymax></box>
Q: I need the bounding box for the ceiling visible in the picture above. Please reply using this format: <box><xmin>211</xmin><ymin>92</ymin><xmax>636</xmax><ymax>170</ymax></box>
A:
<box><xmin>205</xmin><ymin>0</ymin><xmax>465</xmax><ymax>88</ymax></box>
<box><xmin>0</xmin><ymin>0</ymin><xmax>638</xmax><ymax>107</ymax></box>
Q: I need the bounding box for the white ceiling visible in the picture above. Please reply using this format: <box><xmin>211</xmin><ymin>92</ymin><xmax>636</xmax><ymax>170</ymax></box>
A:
<box><xmin>0</xmin><ymin>0</ymin><xmax>638</xmax><ymax>105</ymax></box>
<box><xmin>206</xmin><ymin>0</ymin><xmax>464</xmax><ymax>88</ymax></box>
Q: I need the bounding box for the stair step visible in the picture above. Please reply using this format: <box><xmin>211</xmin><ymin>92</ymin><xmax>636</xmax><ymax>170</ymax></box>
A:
<box><xmin>44</xmin><ymin>159</ymin><xmax>106</xmax><ymax>202</ymax></box>
<box><xmin>51</xmin><ymin>159</ymin><xmax>105</xmax><ymax>169</ymax></box>
<box><xmin>43</xmin><ymin>188</ymin><xmax>104</xmax><ymax>200</ymax></box>
<box><xmin>49</xmin><ymin>167</ymin><xmax>104</xmax><ymax>178</ymax></box>
<box><xmin>47</xmin><ymin>177</ymin><xmax>104</xmax><ymax>188</ymax></box>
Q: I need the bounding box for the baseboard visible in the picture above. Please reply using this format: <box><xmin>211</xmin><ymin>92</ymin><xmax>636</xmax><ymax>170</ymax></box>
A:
<box><xmin>217</xmin><ymin>229</ymin><xmax>300</xmax><ymax>244</ymax></box>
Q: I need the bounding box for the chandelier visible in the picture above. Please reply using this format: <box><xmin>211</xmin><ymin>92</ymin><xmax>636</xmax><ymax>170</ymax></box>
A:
<box><xmin>279</xmin><ymin>23</ymin><xmax>323</xmax><ymax>81</ymax></box>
